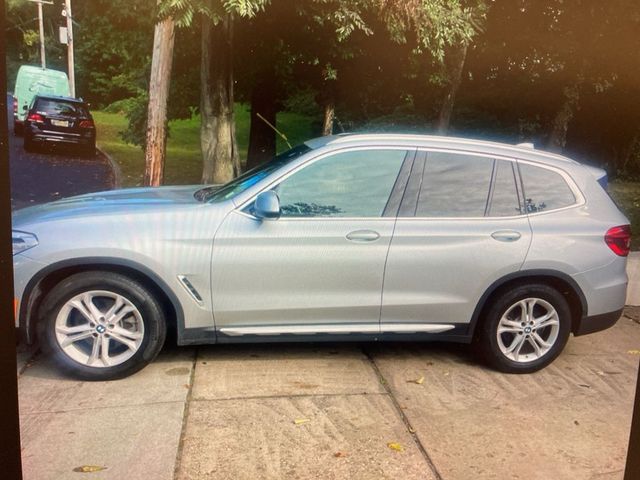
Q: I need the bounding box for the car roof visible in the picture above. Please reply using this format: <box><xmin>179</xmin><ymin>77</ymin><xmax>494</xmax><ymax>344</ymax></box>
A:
<box><xmin>304</xmin><ymin>133</ymin><xmax>579</xmax><ymax>168</ymax></box>
<box><xmin>34</xmin><ymin>94</ymin><xmax>84</xmax><ymax>104</ymax></box>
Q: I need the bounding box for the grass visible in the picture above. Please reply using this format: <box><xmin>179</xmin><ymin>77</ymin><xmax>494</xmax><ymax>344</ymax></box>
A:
<box><xmin>94</xmin><ymin>104</ymin><xmax>316</xmax><ymax>187</ymax></box>
<box><xmin>609</xmin><ymin>179</ymin><xmax>640</xmax><ymax>250</ymax></box>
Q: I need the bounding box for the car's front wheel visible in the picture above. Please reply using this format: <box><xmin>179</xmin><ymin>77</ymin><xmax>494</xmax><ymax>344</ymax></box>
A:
<box><xmin>478</xmin><ymin>284</ymin><xmax>572</xmax><ymax>373</ymax></box>
<box><xmin>39</xmin><ymin>271</ymin><xmax>167</xmax><ymax>380</ymax></box>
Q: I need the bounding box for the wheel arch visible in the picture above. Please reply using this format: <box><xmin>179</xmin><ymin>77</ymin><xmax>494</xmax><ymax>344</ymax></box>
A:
<box><xmin>19</xmin><ymin>257</ymin><xmax>184</xmax><ymax>345</ymax></box>
<box><xmin>468</xmin><ymin>269</ymin><xmax>588</xmax><ymax>340</ymax></box>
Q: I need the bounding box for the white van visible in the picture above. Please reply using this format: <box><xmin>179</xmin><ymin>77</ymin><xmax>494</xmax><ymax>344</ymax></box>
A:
<box><xmin>13</xmin><ymin>65</ymin><xmax>70</xmax><ymax>134</ymax></box>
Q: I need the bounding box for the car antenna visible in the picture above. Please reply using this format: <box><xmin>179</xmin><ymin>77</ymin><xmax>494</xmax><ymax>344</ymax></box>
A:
<box><xmin>256</xmin><ymin>112</ymin><xmax>292</xmax><ymax>149</ymax></box>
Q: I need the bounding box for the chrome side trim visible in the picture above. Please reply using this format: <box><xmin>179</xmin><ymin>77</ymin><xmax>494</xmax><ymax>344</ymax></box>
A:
<box><xmin>219</xmin><ymin>323</ymin><xmax>456</xmax><ymax>336</ymax></box>
<box><xmin>381</xmin><ymin>324</ymin><xmax>455</xmax><ymax>334</ymax></box>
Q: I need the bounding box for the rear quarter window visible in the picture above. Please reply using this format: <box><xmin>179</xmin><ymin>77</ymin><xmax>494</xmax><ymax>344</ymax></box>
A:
<box><xmin>519</xmin><ymin>163</ymin><xmax>576</xmax><ymax>213</ymax></box>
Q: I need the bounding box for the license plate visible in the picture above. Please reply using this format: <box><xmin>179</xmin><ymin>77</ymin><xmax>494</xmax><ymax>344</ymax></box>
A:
<box><xmin>51</xmin><ymin>119</ymin><xmax>69</xmax><ymax>127</ymax></box>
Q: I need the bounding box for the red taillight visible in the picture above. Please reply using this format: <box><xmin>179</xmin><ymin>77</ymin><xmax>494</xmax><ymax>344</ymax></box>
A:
<box><xmin>605</xmin><ymin>225</ymin><xmax>632</xmax><ymax>257</ymax></box>
<box><xmin>79</xmin><ymin>119</ymin><xmax>95</xmax><ymax>129</ymax></box>
<box><xmin>13</xmin><ymin>97</ymin><xmax>17</xmax><ymax>114</ymax></box>
<box><xmin>27</xmin><ymin>113</ymin><xmax>44</xmax><ymax>123</ymax></box>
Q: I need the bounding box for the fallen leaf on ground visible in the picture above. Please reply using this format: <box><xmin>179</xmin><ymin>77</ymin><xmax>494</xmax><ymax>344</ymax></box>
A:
<box><xmin>294</xmin><ymin>418</ymin><xmax>311</xmax><ymax>425</ymax></box>
<box><xmin>334</xmin><ymin>452</ymin><xmax>349</xmax><ymax>458</ymax></box>
<box><xmin>72</xmin><ymin>465</ymin><xmax>107</xmax><ymax>473</ymax></box>
<box><xmin>627</xmin><ymin>350</ymin><xmax>640</xmax><ymax>355</ymax></box>
<box><xmin>387</xmin><ymin>442</ymin><xmax>404</xmax><ymax>452</ymax></box>
<box><xmin>407</xmin><ymin>376</ymin><xmax>424</xmax><ymax>385</ymax></box>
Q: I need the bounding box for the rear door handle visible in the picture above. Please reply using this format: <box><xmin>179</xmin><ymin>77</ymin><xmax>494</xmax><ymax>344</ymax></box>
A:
<box><xmin>346</xmin><ymin>230</ymin><xmax>380</xmax><ymax>242</ymax></box>
<box><xmin>491</xmin><ymin>230</ymin><xmax>522</xmax><ymax>242</ymax></box>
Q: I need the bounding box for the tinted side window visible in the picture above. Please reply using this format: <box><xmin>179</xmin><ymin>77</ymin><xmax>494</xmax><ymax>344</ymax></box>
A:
<box><xmin>489</xmin><ymin>160</ymin><xmax>522</xmax><ymax>217</ymax></box>
<box><xmin>415</xmin><ymin>152</ymin><xmax>493</xmax><ymax>217</ymax></box>
<box><xmin>519</xmin><ymin>163</ymin><xmax>576</xmax><ymax>213</ymax></box>
<box><xmin>276</xmin><ymin>149</ymin><xmax>407</xmax><ymax>217</ymax></box>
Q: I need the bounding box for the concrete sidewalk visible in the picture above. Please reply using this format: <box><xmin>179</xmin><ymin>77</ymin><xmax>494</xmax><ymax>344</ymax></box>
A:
<box><xmin>18</xmin><ymin>306</ymin><xmax>640</xmax><ymax>480</ymax></box>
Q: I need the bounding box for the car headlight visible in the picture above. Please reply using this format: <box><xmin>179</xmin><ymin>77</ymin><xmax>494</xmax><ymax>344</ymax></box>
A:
<box><xmin>12</xmin><ymin>231</ymin><xmax>39</xmax><ymax>256</ymax></box>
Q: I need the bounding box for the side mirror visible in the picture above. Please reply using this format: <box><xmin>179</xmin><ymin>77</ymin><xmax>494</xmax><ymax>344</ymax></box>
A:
<box><xmin>253</xmin><ymin>191</ymin><xmax>280</xmax><ymax>220</ymax></box>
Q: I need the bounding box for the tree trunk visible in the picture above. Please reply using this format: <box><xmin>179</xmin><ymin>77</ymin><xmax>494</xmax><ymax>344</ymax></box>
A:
<box><xmin>436</xmin><ymin>42</ymin><xmax>468</xmax><ymax>135</ymax></box>
<box><xmin>322</xmin><ymin>100</ymin><xmax>335</xmax><ymax>136</ymax></box>
<box><xmin>201</xmin><ymin>13</ymin><xmax>240</xmax><ymax>184</ymax></box>
<box><xmin>144</xmin><ymin>14</ymin><xmax>175</xmax><ymax>186</ymax></box>
<box><xmin>547</xmin><ymin>78</ymin><xmax>584</xmax><ymax>153</ymax></box>
<box><xmin>246</xmin><ymin>72</ymin><xmax>277</xmax><ymax>170</ymax></box>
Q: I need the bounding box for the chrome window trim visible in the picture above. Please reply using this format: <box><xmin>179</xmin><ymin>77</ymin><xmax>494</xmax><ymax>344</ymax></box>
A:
<box><xmin>235</xmin><ymin>145</ymin><xmax>584</xmax><ymax>221</ymax></box>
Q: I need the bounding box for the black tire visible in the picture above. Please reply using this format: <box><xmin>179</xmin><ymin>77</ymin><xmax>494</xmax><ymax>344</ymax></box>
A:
<box><xmin>477</xmin><ymin>284</ymin><xmax>571</xmax><ymax>373</ymax></box>
<box><xmin>38</xmin><ymin>271</ymin><xmax>167</xmax><ymax>380</ymax></box>
<box><xmin>81</xmin><ymin>142</ymin><xmax>96</xmax><ymax>158</ymax></box>
<box><xmin>14</xmin><ymin>122</ymin><xmax>23</xmax><ymax>136</ymax></box>
<box><xmin>23</xmin><ymin>134</ymin><xmax>35</xmax><ymax>152</ymax></box>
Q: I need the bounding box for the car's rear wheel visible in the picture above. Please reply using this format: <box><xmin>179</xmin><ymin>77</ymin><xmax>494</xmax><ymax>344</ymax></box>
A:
<box><xmin>23</xmin><ymin>134</ymin><xmax>35</xmax><ymax>152</ymax></box>
<box><xmin>39</xmin><ymin>271</ymin><xmax>167</xmax><ymax>380</ymax></box>
<box><xmin>81</xmin><ymin>142</ymin><xmax>96</xmax><ymax>158</ymax></box>
<box><xmin>478</xmin><ymin>284</ymin><xmax>571</xmax><ymax>373</ymax></box>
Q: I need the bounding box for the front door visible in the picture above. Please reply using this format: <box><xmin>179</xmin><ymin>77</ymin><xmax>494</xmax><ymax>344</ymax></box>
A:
<box><xmin>211</xmin><ymin>147</ymin><xmax>413</xmax><ymax>336</ymax></box>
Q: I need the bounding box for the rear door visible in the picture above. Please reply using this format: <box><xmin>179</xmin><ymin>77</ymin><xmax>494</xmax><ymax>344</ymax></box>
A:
<box><xmin>381</xmin><ymin>150</ymin><xmax>532</xmax><ymax>332</ymax></box>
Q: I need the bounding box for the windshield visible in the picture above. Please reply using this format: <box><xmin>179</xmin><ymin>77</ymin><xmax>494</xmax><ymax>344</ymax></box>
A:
<box><xmin>195</xmin><ymin>144</ymin><xmax>312</xmax><ymax>202</ymax></box>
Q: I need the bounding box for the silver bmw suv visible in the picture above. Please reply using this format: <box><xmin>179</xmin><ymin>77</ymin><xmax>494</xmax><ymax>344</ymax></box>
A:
<box><xmin>12</xmin><ymin>134</ymin><xmax>631</xmax><ymax>380</ymax></box>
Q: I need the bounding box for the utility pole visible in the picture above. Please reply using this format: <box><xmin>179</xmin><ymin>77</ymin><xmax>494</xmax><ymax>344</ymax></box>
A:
<box><xmin>28</xmin><ymin>0</ymin><xmax>53</xmax><ymax>69</ymax></box>
<box><xmin>63</xmin><ymin>0</ymin><xmax>75</xmax><ymax>97</ymax></box>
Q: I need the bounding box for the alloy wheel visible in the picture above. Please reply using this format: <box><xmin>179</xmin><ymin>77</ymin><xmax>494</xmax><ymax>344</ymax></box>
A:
<box><xmin>496</xmin><ymin>297</ymin><xmax>560</xmax><ymax>363</ymax></box>
<box><xmin>54</xmin><ymin>290</ymin><xmax>144</xmax><ymax>368</ymax></box>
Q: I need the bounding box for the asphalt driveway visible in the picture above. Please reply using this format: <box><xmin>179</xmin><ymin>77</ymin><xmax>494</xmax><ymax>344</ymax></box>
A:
<box><xmin>17</xmin><ymin>307</ymin><xmax>639</xmax><ymax>480</ymax></box>
<box><xmin>7</xmin><ymin>94</ymin><xmax>115</xmax><ymax>210</ymax></box>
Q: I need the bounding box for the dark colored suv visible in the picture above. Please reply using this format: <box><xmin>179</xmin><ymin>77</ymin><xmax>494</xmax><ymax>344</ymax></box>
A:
<box><xmin>23</xmin><ymin>95</ymin><xmax>96</xmax><ymax>156</ymax></box>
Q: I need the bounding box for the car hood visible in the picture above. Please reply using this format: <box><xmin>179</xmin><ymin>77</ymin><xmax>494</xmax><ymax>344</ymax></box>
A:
<box><xmin>12</xmin><ymin>185</ymin><xmax>216</xmax><ymax>228</ymax></box>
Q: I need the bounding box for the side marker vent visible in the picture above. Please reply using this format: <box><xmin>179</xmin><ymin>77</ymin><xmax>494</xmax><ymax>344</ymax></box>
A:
<box><xmin>177</xmin><ymin>275</ymin><xmax>204</xmax><ymax>305</ymax></box>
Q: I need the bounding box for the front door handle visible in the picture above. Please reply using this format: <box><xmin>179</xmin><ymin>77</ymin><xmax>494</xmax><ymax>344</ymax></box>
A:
<box><xmin>346</xmin><ymin>230</ymin><xmax>380</xmax><ymax>242</ymax></box>
<box><xmin>491</xmin><ymin>230</ymin><xmax>522</xmax><ymax>242</ymax></box>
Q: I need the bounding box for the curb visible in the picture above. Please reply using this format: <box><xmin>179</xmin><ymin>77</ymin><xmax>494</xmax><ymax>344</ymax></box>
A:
<box><xmin>96</xmin><ymin>146</ymin><xmax>122</xmax><ymax>189</ymax></box>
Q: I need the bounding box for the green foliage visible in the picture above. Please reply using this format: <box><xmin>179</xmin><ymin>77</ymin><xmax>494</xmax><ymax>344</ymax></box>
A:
<box><xmin>5</xmin><ymin>0</ymin><xmax>67</xmax><ymax>84</ymax></box>
<box><xmin>159</xmin><ymin>0</ymin><xmax>270</xmax><ymax>27</ymax></box>
<box><xmin>119</xmin><ymin>93</ymin><xmax>150</xmax><ymax>149</ymax></box>
<box><xmin>73</xmin><ymin>0</ymin><xmax>154</xmax><ymax>106</ymax></box>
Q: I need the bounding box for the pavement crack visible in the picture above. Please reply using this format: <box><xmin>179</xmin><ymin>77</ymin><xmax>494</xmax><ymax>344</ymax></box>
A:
<box><xmin>362</xmin><ymin>347</ymin><xmax>444</xmax><ymax>480</ymax></box>
<box><xmin>173</xmin><ymin>348</ymin><xmax>198</xmax><ymax>480</ymax></box>
<box><xmin>190</xmin><ymin>391</ymin><xmax>388</xmax><ymax>403</ymax></box>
